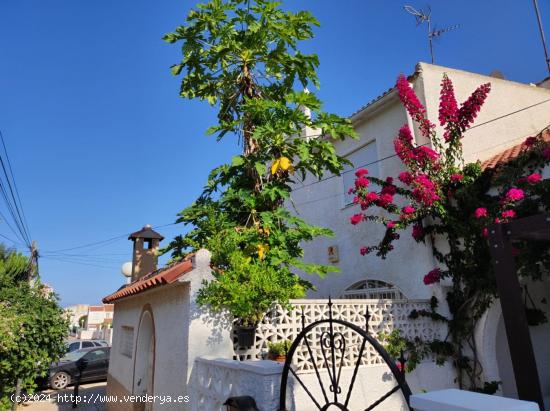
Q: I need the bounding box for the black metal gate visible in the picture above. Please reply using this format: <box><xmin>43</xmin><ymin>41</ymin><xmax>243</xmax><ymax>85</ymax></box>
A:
<box><xmin>278</xmin><ymin>299</ymin><xmax>412</xmax><ymax>411</ymax></box>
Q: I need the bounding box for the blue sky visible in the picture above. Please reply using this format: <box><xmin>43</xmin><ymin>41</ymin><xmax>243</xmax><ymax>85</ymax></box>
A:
<box><xmin>0</xmin><ymin>0</ymin><xmax>548</xmax><ymax>306</ymax></box>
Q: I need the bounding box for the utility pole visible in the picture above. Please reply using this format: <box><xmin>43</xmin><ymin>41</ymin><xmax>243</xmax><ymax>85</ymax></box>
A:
<box><xmin>533</xmin><ymin>0</ymin><xmax>550</xmax><ymax>75</ymax></box>
<box><xmin>26</xmin><ymin>241</ymin><xmax>38</xmax><ymax>283</ymax></box>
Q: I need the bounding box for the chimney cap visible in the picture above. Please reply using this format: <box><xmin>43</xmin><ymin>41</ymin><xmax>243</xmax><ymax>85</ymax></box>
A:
<box><xmin>128</xmin><ymin>225</ymin><xmax>164</xmax><ymax>241</ymax></box>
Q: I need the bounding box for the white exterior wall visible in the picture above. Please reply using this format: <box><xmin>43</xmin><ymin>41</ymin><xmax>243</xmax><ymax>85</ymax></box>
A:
<box><xmin>292</xmin><ymin>96</ymin><xmax>437</xmax><ymax>300</ymax></box>
<box><xmin>107</xmin><ymin>284</ymin><xmax>189</xmax><ymax>403</ymax></box>
<box><xmin>418</xmin><ymin>63</ymin><xmax>550</xmax><ymax>164</ymax></box>
<box><xmin>106</xmin><ymin>250</ymin><xmax>234</xmax><ymax>411</ymax></box>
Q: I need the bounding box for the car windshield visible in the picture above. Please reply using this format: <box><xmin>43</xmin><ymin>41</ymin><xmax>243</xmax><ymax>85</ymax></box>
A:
<box><xmin>61</xmin><ymin>350</ymin><xmax>87</xmax><ymax>362</ymax></box>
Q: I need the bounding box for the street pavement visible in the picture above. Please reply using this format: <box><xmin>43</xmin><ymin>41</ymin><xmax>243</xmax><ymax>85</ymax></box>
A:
<box><xmin>18</xmin><ymin>382</ymin><xmax>106</xmax><ymax>411</ymax></box>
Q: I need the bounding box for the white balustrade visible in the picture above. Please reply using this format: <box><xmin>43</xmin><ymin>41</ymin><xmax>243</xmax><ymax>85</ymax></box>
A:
<box><xmin>234</xmin><ymin>298</ymin><xmax>444</xmax><ymax>372</ymax></box>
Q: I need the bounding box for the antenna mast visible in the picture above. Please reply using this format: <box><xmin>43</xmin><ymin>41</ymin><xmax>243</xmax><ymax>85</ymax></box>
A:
<box><xmin>404</xmin><ymin>5</ymin><xmax>459</xmax><ymax>64</ymax></box>
<box><xmin>532</xmin><ymin>0</ymin><xmax>550</xmax><ymax>75</ymax></box>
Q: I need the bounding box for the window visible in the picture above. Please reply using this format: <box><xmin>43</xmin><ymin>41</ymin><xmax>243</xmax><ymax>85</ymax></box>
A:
<box><xmin>82</xmin><ymin>341</ymin><xmax>95</xmax><ymax>348</ymax></box>
<box><xmin>342</xmin><ymin>142</ymin><xmax>379</xmax><ymax>205</ymax></box>
<box><xmin>84</xmin><ymin>348</ymin><xmax>109</xmax><ymax>361</ymax></box>
<box><xmin>341</xmin><ymin>279</ymin><xmax>406</xmax><ymax>300</ymax></box>
<box><xmin>120</xmin><ymin>326</ymin><xmax>134</xmax><ymax>358</ymax></box>
<box><xmin>68</xmin><ymin>342</ymin><xmax>80</xmax><ymax>352</ymax></box>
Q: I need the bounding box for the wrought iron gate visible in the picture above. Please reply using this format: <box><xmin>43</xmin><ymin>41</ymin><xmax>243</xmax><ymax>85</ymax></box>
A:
<box><xmin>278</xmin><ymin>299</ymin><xmax>412</xmax><ymax>411</ymax></box>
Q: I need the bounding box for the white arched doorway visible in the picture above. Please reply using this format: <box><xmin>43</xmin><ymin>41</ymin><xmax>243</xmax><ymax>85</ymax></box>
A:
<box><xmin>133</xmin><ymin>307</ymin><xmax>156</xmax><ymax>410</ymax></box>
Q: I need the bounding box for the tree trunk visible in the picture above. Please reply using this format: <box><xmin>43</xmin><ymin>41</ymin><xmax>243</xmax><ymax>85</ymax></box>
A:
<box><xmin>11</xmin><ymin>378</ymin><xmax>22</xmax><ymax>411</ymax></box>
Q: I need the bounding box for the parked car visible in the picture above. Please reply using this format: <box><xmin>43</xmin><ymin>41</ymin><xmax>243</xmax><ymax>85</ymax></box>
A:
<box><xmin>66</xmin><ymin>339</ymin><xmax>108</xmax><ymax>352</ymax></box>
<box><xmin>48</xmin><ymin>347</ymin><xmax>110</xmax><ymax>390</ymax></box>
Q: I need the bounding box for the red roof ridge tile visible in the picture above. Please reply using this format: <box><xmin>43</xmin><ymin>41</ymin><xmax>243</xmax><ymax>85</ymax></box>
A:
<box><xmin>102</xmin><ymin>258</ymin><xmax>194</xmax><ymax>303</ymax></box>
<box><xmin>481</xmin><ymin>128</ymin><xmax>550</xmax><ymax>170</ymax></box>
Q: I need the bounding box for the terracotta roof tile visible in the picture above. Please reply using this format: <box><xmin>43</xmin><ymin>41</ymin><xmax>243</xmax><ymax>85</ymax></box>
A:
<box><xmin>102</xmin><ymin>259</ymin><xmax>193</xmax><ymax>303</ymax></box>
<box><xmin>481</xmin><ymin>129</ymin><xmax>550</xmax><ymax>170</ymax></box>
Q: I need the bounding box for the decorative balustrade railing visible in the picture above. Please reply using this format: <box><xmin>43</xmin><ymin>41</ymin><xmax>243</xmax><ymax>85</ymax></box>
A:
<box><xmin>234</xmin><ymin>299</ymin><xmax>444</xmax><ymax>372</ymax></box>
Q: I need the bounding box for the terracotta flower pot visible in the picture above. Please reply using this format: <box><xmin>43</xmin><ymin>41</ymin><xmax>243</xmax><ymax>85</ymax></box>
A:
<box><xmin>267</xmin><ymin>352</ymin><xmax>286</xmax><ymax>363</ymax></box>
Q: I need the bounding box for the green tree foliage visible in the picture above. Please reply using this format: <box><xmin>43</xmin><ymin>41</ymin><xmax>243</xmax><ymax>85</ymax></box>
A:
<box><xmin>0</xmin><ymin>248</ymin><xmax>69</xmax><ymax>410</ymax></box>
<box><xmin>163</xmin><ymin>0</ymin><xmax>356</xmax><ymax>325</ymax></box>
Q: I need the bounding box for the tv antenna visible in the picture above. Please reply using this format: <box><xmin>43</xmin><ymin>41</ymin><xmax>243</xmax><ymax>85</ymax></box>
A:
<box><xmin>532</xmin><ymin>0</ymin><xmax>550</xmax><ymax>75</ymax></box>
<box><xmin>404</xmin><ymin>5</ymin><xmax>460</xmax><ymax>64</ymax></box>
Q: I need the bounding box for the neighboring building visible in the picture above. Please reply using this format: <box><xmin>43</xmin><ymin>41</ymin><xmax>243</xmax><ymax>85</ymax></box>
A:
<box><xmin>85</xmin><ymin>304</ymin><xmax>114</xmax><ymax>331</ymax></box>
<box><xmin>102</xmin><ymin>225</ymin><xmax>231</xmax><ymax>411</ymax></box>
<box><xmin>65</xmin><ymin>304</ymin><xmax>89</xmax><ymax>328</ymax></box>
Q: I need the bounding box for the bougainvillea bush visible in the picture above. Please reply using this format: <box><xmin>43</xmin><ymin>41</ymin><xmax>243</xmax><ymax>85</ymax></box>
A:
<box><xmin>350</xmin><ymin>74</ymin><xmax>550</xmax><ymax>391</ymax></box>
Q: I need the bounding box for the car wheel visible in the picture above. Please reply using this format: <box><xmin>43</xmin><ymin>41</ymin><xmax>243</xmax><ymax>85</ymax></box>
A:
<box><xmin>51</xmin><ymin>372</ymin><xmax>70</xmax><ymax>390</ymax></box>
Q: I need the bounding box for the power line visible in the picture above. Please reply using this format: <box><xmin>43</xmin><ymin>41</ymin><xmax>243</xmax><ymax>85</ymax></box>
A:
<box><xmin>0</xmin><ymin>130</ymin><xmax>31</xmax><ymax>240</ymax></box>
<box><xmin>291</xmin><ymin>98</ymin><xmax>550</xmax><ymax>194</ymax></box>
<box><xmin>41</xmin><ymin>256</ymin><xmax>120</xmax><ymax>271</ymax></box>
<box><xmin>291</xmin><ymin>122</ymin><xmax>550</xmax><ymax>208</ymax></box>
<box><xmin>0</xmin><ymin>130</ymin><xmax>32</xmax><ymax>248</ymax></box>
<box><xmin>0</xmin><ymin>232</ymin><xmax>26</xmax><ymax>247</ymax></box>
<box><xmin>43</xmin><ymin>222</ymin><xmax>178</xmax><ymax>253</ymax></box>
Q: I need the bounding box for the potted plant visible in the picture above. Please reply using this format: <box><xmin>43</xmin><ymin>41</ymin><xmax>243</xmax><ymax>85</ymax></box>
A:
<box><xmin>196</xmin><ymin>246</ymin><xmax>309</xmax><ymax>349</ymax></box>
<box><xmin>267</xmin><ymin>340</ymin><xmax>292</xmax><ymax>363</ymax></box>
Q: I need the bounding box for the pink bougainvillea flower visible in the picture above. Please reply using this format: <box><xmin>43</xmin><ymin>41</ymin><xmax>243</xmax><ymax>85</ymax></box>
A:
<box><xmin>474</xmin><ymin>207</ymin><xmax>487</xmax><ymax>219</ymax></box>
<box><xmin>494</xmin><ymin>217</ymin><xmax>501</xmax><ymax>224</ymax></box>
<box><xmin>439</xmin><ymin>74</ymin><xmax>459</xmax><ymax>127</ymax></box>
<box><xmin>350</xmin><ymin>214</ymin><xmax>363</xmax><ymax>225</ymax></box>
<box><xmin>353</xmin><ymin>196</ymin><xmax>360</xmax><ymax>204</ymax></box>
<box><xmin>360</xmin><ymin>246</ymin><xmax>372</xmax><ymax>256</ymax></box>
<box><xmin>543</xmin><ymin>147</ymin><xmax>550</xmax><ymax>160</ymax></box>
<box><xmin>364</xmin><ymin>192</ymin><xmax>379</xmax><ymax>204</ymax></box>
<box><xmin>402</xmin><ymin>205</ymin><xmax>415</xmax><ymax>214</ymax></box>
<box><xmin>450</xmin><ymin>173</ymin><xmax>464</xmax><ymax>183</ymax></box>
<box><xmin>394</xmin><ymin>125</ymin><xmax>415</xmax><ymax>164</ymax></box>
<box><xmin>355</xmin><ymin>168</ymin><xmax>369</xmax><ymax>178</ymax></box>
<box><xmin>412</xmin><ymin>146</ymin><xmax>440</xmax><ymax>165</ymax></box>
<box><xmin>505</xmin><ymin>188</ymin><xmax>524</xmax><ymax>202</ymax></box>
<box><xmin>396</xmin><ymin>75</ymin><xmax>435</xmax><ymax>137</ymax></box>
<box><xmin>423</xmin><ymin>268</ymin><xmax>441</xmax><ymax>285</ymax></box>
<box><xmin>398</xmin><ymin>171</ymin><xmax>413</xmax><ymax>185</ymax></box>
<box><xmin>457</xmin><ymin>83</ymin><xmax>491</xmax><ymax>132</ymax></box>
<box><xmin>387</xmin><ymin>221</ymin><xmax>396</xmax><ymax>229</ymax></box>
<box><xmin>396</xmin><ymin>362</ymin><xmax>404</xmax><ymax>372</ymax></box>
<box><xmin>348</xmin><ymin>187</ymin><xmax>354</xmax><ymax>194</ymax></box>
<box><xmin>482</xmin><ymin>227</ymin><xmax>489</xmax><ymax>238</ymax></box>
<box><xmin>524</xmin><ymin>136</ymin><xmax>538</xmax><ymax>147</ymax></box>
<box><xmin>377</xmin><ymin>193</ymin><xmax>394</xmax><ymax>207</ymax></box>
<box><xmin>502</xmin><ymin>210</ymin><xmax>516</xmax><ymax>219</ymax></box>
<box><xmin>411</xmin><ymin>174</ymin><xmax>440</xmax><ymax>206</ymax></box>
<box><xmin>412</xmin><ymin>224</ymin><xmax>424</xmax><ymax>241</ymax></box>
<box><xmin>526</xmin><ymin>173</ymin><xmax>542</xmax><ymax>184</ymax></box>
<box><xmin>381</xmin><ymin>184</ymin><xmax>397</xmax><ymax>196</ymax></box>
<box><xmin>386</xmin><ymin>176</ymin><xmax>394</xmax><ymax>184</ymax></box>
<box><xmin>355</xmin><ymin>177</ymin><xmax>370</xmax><ymax>188</ymax></box>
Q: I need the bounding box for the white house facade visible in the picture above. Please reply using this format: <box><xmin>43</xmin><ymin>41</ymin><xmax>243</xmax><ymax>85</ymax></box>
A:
<box><xmin>289</xmin><ymin>62</ymin><xmax>550</xmax><ymax>403</ymax></box>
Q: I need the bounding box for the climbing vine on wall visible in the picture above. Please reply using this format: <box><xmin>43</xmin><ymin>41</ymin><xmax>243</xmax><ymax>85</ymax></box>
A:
<box><xmin>351</xmin><ymin>73</ymin><xmax>550</xmax><ymax>391</ymax></box>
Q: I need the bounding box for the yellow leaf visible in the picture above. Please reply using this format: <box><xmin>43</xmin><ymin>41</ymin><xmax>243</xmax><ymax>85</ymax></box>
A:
<box><xmin>257</xmin><ymin>244</ymin><xmax>269</xmax><ymax>260</ymax></box>
<box><xmin>271</xmin><ymin>159</ymin><xmax>281</xmax><ymax>175</ymax></box>
<box><xmin>279</xmin><ymin>156</ymin><xmax>292</xmax><ymax>171</ymax></box>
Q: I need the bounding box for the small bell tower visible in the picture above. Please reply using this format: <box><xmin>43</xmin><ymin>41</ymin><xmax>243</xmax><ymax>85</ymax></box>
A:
<box><xmin>128</xmin><ymin>224</ymin><xmax>164</xmax><ymax>282</ymax></box>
